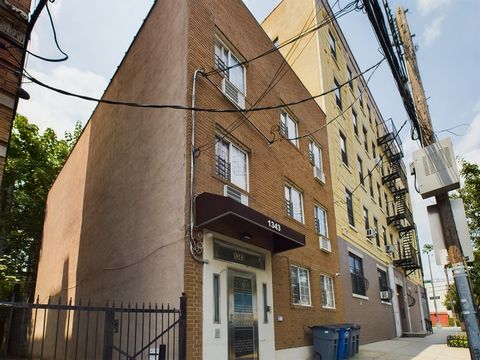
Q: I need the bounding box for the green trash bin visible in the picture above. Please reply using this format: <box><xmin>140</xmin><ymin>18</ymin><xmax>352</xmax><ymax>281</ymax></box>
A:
<box><xmin>310</xmin><ymin>325</ymin><xmax>340</xmax><ymax>360</ymax></box>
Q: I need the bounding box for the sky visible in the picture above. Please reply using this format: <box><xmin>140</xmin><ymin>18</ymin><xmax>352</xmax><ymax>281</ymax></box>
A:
<box><xmin>17</xmin><ymin>0</ymin><xmax>480</xmax><ymax>280</ymax></box>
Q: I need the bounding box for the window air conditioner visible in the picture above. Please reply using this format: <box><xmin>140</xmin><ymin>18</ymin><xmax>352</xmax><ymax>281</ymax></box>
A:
<box><xmin>380</xmin><ymin>290</ymin><xmax>391</xmax><ymax>300</ymax></box>
<box><xmin>222</xmin><ymin>78</ymin><xmax>245</xmax><ymax>109</ymax></box>
<box><xmin>313</xmin><ymin>166</ymin><xmax>326</xmax><ymax>183</ymax></box>
<box><xmin>224</xmin><ymin>185</ymin><xmax>248</xmax><ymax>206</ymax></box>
<box><xmin>319</xmin><ymin>236</ymin><xmax>332</xmax><ymax>253</ymax></box>
<box><xmin>385</xmin><ymin>244</ymin><xmax>395</xmax><ymax>253</ymax></box>
<box><xmin>366</xmin><ymin>228</ymin><xmax>377</xmax><ymax>238</ymax></box>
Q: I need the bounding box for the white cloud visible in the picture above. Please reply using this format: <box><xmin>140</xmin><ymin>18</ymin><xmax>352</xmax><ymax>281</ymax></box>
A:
<box><xmin>456</xmin><ymin>111</ymin><xmax>480</xmax><ymax>165</ymax></box>
<box><xmin>423</xmin><ymin>16</ymin><xmax>445</xmax><ymax>46</ymax></box>
<box><xmin>417</xmin><ymin>0</ymin><xmax>451</xmax><ymax>15</ymax></box>
<box><xmin>17</xmin><ymin>65</ymin><xmax>107</xmax><ymax>135</ymax></box>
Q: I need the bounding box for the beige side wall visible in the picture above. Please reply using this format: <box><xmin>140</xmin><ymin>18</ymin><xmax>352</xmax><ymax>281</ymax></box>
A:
<box><xmin>35</xmin><ymin>0</ymin><xmax>188</xmax><ymax>307</ymax></box>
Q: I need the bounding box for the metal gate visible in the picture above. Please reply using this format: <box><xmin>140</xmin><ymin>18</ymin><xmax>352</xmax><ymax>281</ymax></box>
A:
<box><xmin>0</xmin><ymin>294</ymin><xmax>186</xmax><ymax>360</ymax></box>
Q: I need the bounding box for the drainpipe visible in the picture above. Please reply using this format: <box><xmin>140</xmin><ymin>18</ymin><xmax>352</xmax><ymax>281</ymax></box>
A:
<box><xmin>189</xmin><ymin>68</ymin><xmax>208</xmax><ymax>264</ymax></box>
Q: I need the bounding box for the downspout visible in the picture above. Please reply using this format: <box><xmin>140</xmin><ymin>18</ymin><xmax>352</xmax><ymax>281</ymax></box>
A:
<box><xmin>189</xmin><ymin>68</ymin><xmax>208</xmax><ymax>264</ymax></box>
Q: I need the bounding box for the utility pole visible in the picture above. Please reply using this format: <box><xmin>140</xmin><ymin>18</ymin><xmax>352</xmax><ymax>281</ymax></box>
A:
<box><xmin>396</xmin><ymin>6</ymin><xmax>480</xmax><ymax>359</ymax></box>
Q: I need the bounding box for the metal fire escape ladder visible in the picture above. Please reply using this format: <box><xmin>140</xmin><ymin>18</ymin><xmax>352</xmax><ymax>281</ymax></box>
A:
<box><xmin>378</xmin><ymin>119</ymin><xmax>420</xmax><ymax>277</ymax></box>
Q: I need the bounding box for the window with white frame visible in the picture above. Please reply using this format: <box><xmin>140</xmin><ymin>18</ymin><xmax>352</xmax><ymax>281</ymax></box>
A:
<box><xmin>346</xmin><ymin>188</ymin><xmax>355</xmax><ymax>226</ymax></box>
<box><xmin>334</xmin><ymin>77</ymin><xmax>342</xmax><ymax>109</ymax></box>
<box><xmin>357</xmin><ymin>156</ymin><xmax>364</xmax><ymax>186</ymax></box>
<box><xmin>280</xmin><ymin>112</ymin><xmax>299</xmax><ymax>147</ymax></box>
<box><xmin>352</xmin><ymin>109</ymin><xmax>358</xmax><ymax>136</ymax></box>
<box><xmin>285</xmin><ymin>183</ymin><xmax>304</xmax><ymax>223</ymax></box>
<box><xmin>215</xmin><ymin>39</ymin><xmax>245</xmax><ymax>93</ymax></box>
<box><xmin>309</xmin><ymin>141</ymin><xmax>324</xmax><ymax>181</ymax></box>
<box><xmin>347</xmin><ymin>66</ymin><xmax>353</xmax><ymax>89</ymax></box>
<box><xmin>358</xmin><ymin>86</ymin><xmax>363</xmax><ymax>108</ymax></box>
<box><xmin>291</xmin><ymin>265</ymin><xmax>311</xmax><ymax>306</ymax></box>
<box><xmin>321</xmin><ymin>275</ymin><xmax>335</xmax><ymax>308</ymax></box>
<box><xmin>340</xmin><ymin>131</ymin><xmax>348</xmax><ymax>165</ymax></box>
<box><xmin>314</xmin><ymin>205</ymin><xmax>328</xmax><ymax>237</ymax></box>
<box><xmin>328</xmin><ymin>30</ymin><xmax>337</xmax><ymax>59</ymax></box>
<box><xmin>215</xmin><ymin>137</ymin><xmax>248</xmax><ymax>190</ymax></box>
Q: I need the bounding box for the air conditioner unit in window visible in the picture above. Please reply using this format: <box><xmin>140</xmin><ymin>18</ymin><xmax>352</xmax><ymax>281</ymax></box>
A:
<box><xmin>374</xmin><ymin>156</ymin><xmax>382</xmax><ymax>165</ymax></box>
<box><xmin>319</xmin><ymin>236</ymin><xmax>332</xmax><ymax>253</ymax></box>
<box><xmin>380</xmin><ymin>290</ymin><xmax>391</xmax><ymax>300</ymax></box>
<box><xmin>313</xmin><ymin>166</ymin><xmax>326</xmax><ymax>183</ymax></box>
<box><xmin>222</xmin><ymin>78</ymin><xmax>245</xmax><ymax>109</ymax></box>
<box><xmin>224</xmin><ymin>184</ymin><xmax>248</xmax><ymax>206</ymax></box>
<box><xmin>366</xmin><ymin>228</ymin><xmax>377</xmax><ymax>238</ymax></box>
<box><xmin>385</xmin><ymin>244</ymin><xmax>395</xmax><ymax>253</ymax></box>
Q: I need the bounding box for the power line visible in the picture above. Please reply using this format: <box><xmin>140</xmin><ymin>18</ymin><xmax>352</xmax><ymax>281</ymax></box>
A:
<box><xmin>22</xmin><ymin>57</ymin><xmax>385</xmax><ymax>114</ymax></box>
<box><xmin>272</xmin><ymin>57</ymin><xmax>385</xmax><ymax>144</ymax></box>
<box><xmin>203</xmin><ymin>0</ymin><xmax>362</xmax><ymax>77</ymax></box>
<box><xmin>196</xmin><ymin>0</ymin><xmax>347</xmax><ymax>151</ymax></box>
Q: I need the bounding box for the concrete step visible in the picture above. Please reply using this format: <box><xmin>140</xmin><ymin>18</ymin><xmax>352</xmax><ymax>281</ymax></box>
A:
<box><xmin>402</xmin><ymin>332</ymin><xmax>428</xmax><ymax>338</ymax></box>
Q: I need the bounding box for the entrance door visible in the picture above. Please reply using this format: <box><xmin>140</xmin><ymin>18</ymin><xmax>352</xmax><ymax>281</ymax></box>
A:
<box><xmin>397</xmin><ymin>285</ymin><xmax>408</xmax><ymax>333</ymax></box>
<box><xmin>228</xmin><ymin>269</ymin><xmax>259</xmax><ymax>360</ymax></box>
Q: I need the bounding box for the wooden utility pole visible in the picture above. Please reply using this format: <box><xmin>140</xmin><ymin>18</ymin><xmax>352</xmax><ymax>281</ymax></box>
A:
<box><xmin>396</xmin><ymin>7</ymin><xmax>480</xmax><ymax>358</ymax></box>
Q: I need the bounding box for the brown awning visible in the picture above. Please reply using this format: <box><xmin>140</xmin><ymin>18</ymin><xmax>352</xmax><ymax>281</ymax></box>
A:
<box><xmin>195</xmin><ymin>192</ymin><xmax>305</xmax><ymax>253</ymax></box>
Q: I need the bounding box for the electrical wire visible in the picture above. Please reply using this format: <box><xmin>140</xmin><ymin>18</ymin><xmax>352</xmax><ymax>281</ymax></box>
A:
<box><xmin>272</xmin><ymin>57</ymin><xmax>385</xmax><ymax>144</ymax></box>
<box><xmin>21</xmin><ymin>57</ymin><xmax>385</xmax><ymax>114</ymax></box>
<box><xmin>196</xmin><ymin>0</ymin><xmax>360</xmax><ymax>152</ymax></box>
<box><xmin>203</xmin><ymin>0</ymin><xmax>361</xmax><ymax>77</ymax></box>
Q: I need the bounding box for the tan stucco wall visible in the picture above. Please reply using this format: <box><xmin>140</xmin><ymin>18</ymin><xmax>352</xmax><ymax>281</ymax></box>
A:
<box><xmin>35</xmin><ymin>0</ymin><xmax>188</xmax><ymax>306</ymax></box>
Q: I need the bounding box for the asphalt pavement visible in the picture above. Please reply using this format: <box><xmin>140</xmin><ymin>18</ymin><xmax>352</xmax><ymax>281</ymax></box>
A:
<box><xmin>356</xmin><ymin>327</ymin><xmax>469</xmax><ymax>360</ymax></box>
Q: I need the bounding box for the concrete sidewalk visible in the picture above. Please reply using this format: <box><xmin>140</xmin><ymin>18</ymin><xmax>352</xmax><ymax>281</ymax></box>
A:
<box><xmin>355</xmin><ymin>327</ymin><xmax>469</xmax><ymax>359</ymax></box>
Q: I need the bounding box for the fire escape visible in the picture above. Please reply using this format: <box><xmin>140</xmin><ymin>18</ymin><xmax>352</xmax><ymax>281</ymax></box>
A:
<box><xmin>378</xmin><ymin>119</ymin><xmax>420</xmax><ymax>277</ymax></box>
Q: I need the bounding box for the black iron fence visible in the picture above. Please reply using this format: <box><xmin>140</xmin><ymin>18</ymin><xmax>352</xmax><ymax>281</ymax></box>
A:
<box><xmin>0</xmin><ymin>294</ymin><xmax>186</xmax><ymax>360</ymax></box>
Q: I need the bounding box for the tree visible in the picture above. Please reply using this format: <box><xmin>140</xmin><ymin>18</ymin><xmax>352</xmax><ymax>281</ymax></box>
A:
<box><xmin>0</xmin><ymin>115</ymin><xmax>82</xmax><ymax>300</ymax></box>
<box><xmin>445</xmin><ymin>160</ymin><xmax>480</xmax><ymax>310</ymax></box>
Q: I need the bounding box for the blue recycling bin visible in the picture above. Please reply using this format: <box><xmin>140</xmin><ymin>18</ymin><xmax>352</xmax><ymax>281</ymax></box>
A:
<box><xmin>310</xmin><ymin>325</ymin><xmax>340</xmax><ymax>360</ymax></box>
<box><xmin>344</xmin><ymin>324</ymin><xmax>361</xmax><ymax>356</ymax></box>
<box><xmin>334</xmin><ymin>325</ymin><xmax>351</xmax><ymax>360</ymax></box>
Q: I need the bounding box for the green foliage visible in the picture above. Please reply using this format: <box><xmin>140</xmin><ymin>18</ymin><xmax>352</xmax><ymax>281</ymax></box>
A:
<box><xmin>449</xmin><ymin>160</ymin><xmax>480</xmax><ymax>309</ymax></box>
<box><xmin>0</xmin><ymin>115</ymin><xmax>82</xmax><ymax>300</ymax></box>
<box><xmin>452</xmin><ymin>160</ymin><xmax>480</xmax><ymax>248</ymax></box>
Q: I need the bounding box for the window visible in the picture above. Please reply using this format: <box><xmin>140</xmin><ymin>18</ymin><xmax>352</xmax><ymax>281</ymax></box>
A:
<box><xmin>215</xmin><ymin>39</ymin><xmax>245</xmax><ymax>94</ymax></box>
<box><xmin>321</xmin><ymin>275</ymin><xmax>335</xmax><ymax>308</ymax></box>
<box><xmin>368</xmin><ymin>174</ymin><xmax>374</xmax><ymax>197</ymax></box>
<box><xmin>285</xmin><ymin>183</ymin><xmax>304</xmax><ymax>223</ymax></box>
<box><xmin>382</xmin><ymin>226</ymin><xmax>387</xmax><ymax>247</ymax></box>
<box><xmin>340</xmin><ymin>131</ymin><xmax>348</xmax><ymax>165</ymax></box>
<box><xmin>352</xmin><ymin>109</ymin><xmax>358</xmax><ymax>136</ymax></box>
<box><xmin>291</xmin><ymin>265</ymin><xmax>311</xmax><ymax>306</ymax></box>
<box><xmin>363</xmin><ymin>126</ymin><xmax>368</xmax><ymax>153</ymax></box>
<box><xmin>374</xmin><ymin>218</ymin><xmax>380</xmax><ymax>247</ymax></box>
<box><xmin>349</xmin><ymin>253</ymin><xmax>367</xmax><ymax>296</ymax></box>
<box><xmin>367</xmin><ymin>105</ymin><xmax>372</xmax><ymax>125</ymax></box>
<box><xmin>314</xmin><ymin>205</ymin><xmax>328</xmax><ymax>237</ymax></box>
<box><xmin>390</xmin><ymin>234</ymin><xmax>395</xmax><ymax>258</ymax></box>
<box><xmin>372</xmin><ymin>142</ymin><xmax>376</xmax><ymax>159</ymax></box>
<box><xmin>363</xmin><ymin>206</ymin><xmax>369</xmax><ymax>231</ymax></box>
<box><xmin>262</xmin><ymin>283</ymin><xmax>268</xmax><ymax>323</ymax></box>
<box><xmin>347</xmin><ymin>66</ymin><xmax>353</xmax><ymax>89</ymax></box>
<box><xmin>378</xmin><ymin>269</ymin><xmax>389</xmax><ymax>297</ymax></box>
<box><xmin>346</xmin><ymin>189</ymin><xmax>355</xmax><ymax>226</ymax></box>
<box><xmin>384</xmin><ymin>193</ymin><xmax>389</xmax><ymax>215</ymax></box>
<box><xmin>213</xmin><ymin>274</ymin><xmax>220</xmax><ymax>323</ymax></box>
<box><xmin>357</xmin><ymin>156</ymin><xmax>364</xmax><ymax>186</ymax></box>
<box><xmin>309</xmin><ymin>141</ymin><xmax>324</xmax><ymax>181</ymax></box>
<box><xmin>215</xmin><ymin>137</ymin><xmax>248</xmax><ymax>190</ymax></box>
<box><xmin>328</xmin><ymin>30</ymin><xmax>336</xmax><ymax>59</ymax></box>
<box><xmin>280</xmin><ymin>112</ymin><xmax>299</xmax><ymax>147</ymax></box>
<box><xmin>358</xmin><ymin>86</ymin><xmax>363</xmax><ymax>108</ymax></box>
<box><xmin>272</xmin><ymin>37</ymin><xmax>279</xmax><ymax>48</ymax></box>
<box><xmin>334</xmin><ymin>78</ymin><xmax>342</xmax><ymax>109</ymax></box>
<box><xmin>377</xmin><ymin>183</ymin><xmax>382</xmax><ymax>207</ymax></box>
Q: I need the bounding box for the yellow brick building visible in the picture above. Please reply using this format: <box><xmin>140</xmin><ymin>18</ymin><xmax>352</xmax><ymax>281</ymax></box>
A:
<box><xmin>263</xmin><ymin>0</ymin><xmax>428</xmax><ymax>343</ymax></box>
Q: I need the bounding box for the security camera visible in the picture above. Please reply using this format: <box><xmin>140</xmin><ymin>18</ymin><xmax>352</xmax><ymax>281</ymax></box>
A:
<box><xmin>335</xmin><ymin>273</ymin><xmax>340</xmax><ymax>277</ymax></box>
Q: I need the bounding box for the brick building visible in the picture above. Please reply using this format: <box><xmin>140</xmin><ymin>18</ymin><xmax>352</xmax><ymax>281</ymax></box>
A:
<box><xmin>0</xmin><ymin>0</ymin><xmax>31</xmax><ymax>185</ymax></box>
<box><xmin>34</xmin><ymin>0</ymin><xmax>347</xmax><ymax>358</ymax></box>
<box><xmin>263</xmin><ymin>0</ymin><xmax>429</xmax><ymax>344</ymax></box>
